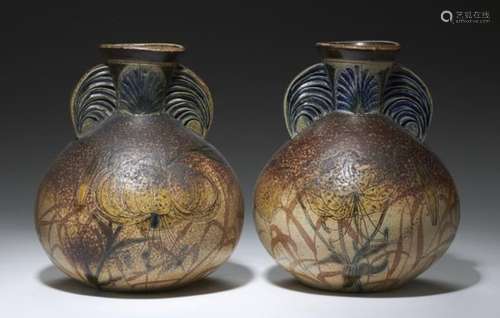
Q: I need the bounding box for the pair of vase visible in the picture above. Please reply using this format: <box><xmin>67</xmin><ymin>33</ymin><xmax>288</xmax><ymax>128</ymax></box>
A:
<box><xmin>35</xmin><ymin>41</ymin><xmax>459</xmax><ymax>293</ymax></box>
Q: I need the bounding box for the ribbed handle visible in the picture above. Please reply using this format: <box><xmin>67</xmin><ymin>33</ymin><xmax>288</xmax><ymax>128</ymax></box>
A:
<box><xmin>283</xmin><ymin>62</ymin><xmax>433</xmax><ymax>142</ymax></box>
<box><xmin>382</xmin><ymin>64</ymin><xmax>433</xmax><ymax>142</ymax></box>
<box><xmin>283</xmin><ymin>63</ymin><xmax>334</xmax><ymax>138</ymax></box>
<box><xmin>70</xmin><ymin>64</ymin><xmax>117</xmax><ymax>139</ymax></box>
<box><xmin>69</xmin><ymin>64</ymin><xmax>214</xmax><ymax>139</ymax></box>
<box><xmin>163</xmin><ymin>65</ymin><xmax>213</xmax><ymax>137</ymax></box>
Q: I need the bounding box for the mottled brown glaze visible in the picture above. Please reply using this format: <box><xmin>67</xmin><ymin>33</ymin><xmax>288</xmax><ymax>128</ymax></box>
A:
<box><xmin>36</xmin><ymin>43</ymin><xmax>243</xmax><ymax>291</ymax></box>
<box><xmin>254</xmin><ymin>112</ymin><xmax>459</xmax><ymax>292</ymax></box>
<box><xmin>36</xmin><ymin>113</ymin><xmax>243</xmax><ymax>291</ymax></box>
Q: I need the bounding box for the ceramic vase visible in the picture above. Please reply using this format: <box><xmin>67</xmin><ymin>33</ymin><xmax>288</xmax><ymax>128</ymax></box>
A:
<box><xmin>35</xmin><ymin>43</ymin><xmax>243</xmax><ymax>291</ymax></box>
<box><xmin>254</xmin><ymin>41</ymin><xmax>459</xmax><ymax>292</ymax></box>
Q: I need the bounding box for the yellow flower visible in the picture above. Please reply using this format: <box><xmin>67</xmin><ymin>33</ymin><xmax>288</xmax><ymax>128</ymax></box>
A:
<box><xmin>79</xmin><ymin>153</ymin><xmax>220</xmax><ymax>229</ymax></box>
<box><xmin>303</xmin><ymin>150</ymin><xmax>394</xmax><ymax>221</ymax></box>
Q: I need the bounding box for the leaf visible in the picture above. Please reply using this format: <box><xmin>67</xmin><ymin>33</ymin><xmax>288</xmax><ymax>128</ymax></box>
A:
<box><xmin>320</xmin><ymin>217</ymin><xmax>331</xmax><ymax>233</ymax></box>
<box><xmin>363</xmin><ymin>242</ymin><xmax>388</xmax><ymax>257</ymax></box>
<box><xmin>318</xmin><ymin>250</ymin><xmax>345</xmax><ymax>265</ymax></box>
<box><xmin>110</xmin><ymin>237</ymin><xmax>148</xmax><ymax>254</ymax></box>
<box><xmin>369</xmin><ymin>258</ymin><xmax>389</xmax><ymax>274</ymax></box>
<box><xmin>92</xmin><ymin>213</ymin><xmax>112</xmax><ymax>239</ymax></box>
<box><xmin>357</xmin><ymin>258</ymin><xmax>388</xmax><ymax>275</ymax></box>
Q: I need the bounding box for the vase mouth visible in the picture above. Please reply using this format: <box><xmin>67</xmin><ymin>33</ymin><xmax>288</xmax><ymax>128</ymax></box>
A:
<box><xmin>100</xmin><ymin>43</ymin><xmax>185</xmax><ymax>64</ymax></box>
<box><xmin>317</xmin><ymin>41</ymin><xmax>400</xmax><ymax>61</ymax></box>
<box><xmin>317</xmin><ymin>41</ymin><xmax>400</xmax><ymax>51</ymax></box>
<box><xmin>100</xmin><ymin>43</ymin><xmax>185</xmax><ymax>53</ymax></box>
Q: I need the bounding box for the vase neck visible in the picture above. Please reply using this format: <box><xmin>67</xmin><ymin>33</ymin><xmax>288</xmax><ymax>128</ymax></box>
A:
<box><xmin>317</xmin><ymin>41</ymin><xmax>400</xmax><ymax>113</ymax></box>
<box><xmin>99</xmin><ymin>43</ymin><xmax>184</xmax><ymax>114</ymax></box>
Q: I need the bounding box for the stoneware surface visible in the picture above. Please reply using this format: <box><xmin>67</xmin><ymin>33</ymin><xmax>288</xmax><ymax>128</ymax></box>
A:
<box><xmin>35</xmin><ymin>43</ymin><xmax>244</xmax><ymax>291</ymax></box>
<box><xmin>254</xmin><ymin>41</ymin><xmax>459</xmax><ymax>292</ymax></box>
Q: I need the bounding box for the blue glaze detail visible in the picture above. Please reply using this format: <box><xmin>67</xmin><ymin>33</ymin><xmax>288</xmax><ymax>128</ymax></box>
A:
<box><xmin>284</xmin><ymin>63</ymin><xmax>335</xmax><ymax>137</ymax></box>
<box><xmin>71</xmin><ymin>64</ymin><xmax>117</xmax><ymax>138</ymax></box>
<box><xmin>382</xmin><ymin>65</ymin><xmax>432</xmax><ymax>142</ymax></box>
<box><xmin>336</xmin><ymin>66</ymin><xmax>380</xmax><ymax>113</ymax></box>
<box><xmin>118</xmin><ymin>65</ymin><xmax>167</xmax><ymax>114</ymax></box>
<box><xmin>163</xmin><ymin>65</ymin><xmax>213</xmax><ymax>137</ymax></box>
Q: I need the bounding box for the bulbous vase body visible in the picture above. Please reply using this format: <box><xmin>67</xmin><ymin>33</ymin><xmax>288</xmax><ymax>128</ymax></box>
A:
<box><xmin>35</xmin><ymin>43</ymin><xmax>243</xmax><ymax>291</ymax></box>
<box><xmin>255</xmin><ymin>112</ymin><xmax>458</xmax><ymax>291</ymax></box>
<box><xmin>254</xmin><ymin>41</ymin><xmax>459</xmax><ymax>292</ymax></box>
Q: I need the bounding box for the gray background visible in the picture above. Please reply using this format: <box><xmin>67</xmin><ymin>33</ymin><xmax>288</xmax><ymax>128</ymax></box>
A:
<box><xmin>0</xmin><ymin>1</ymin><xmax>498</xmax><ymax>317</ymax></box>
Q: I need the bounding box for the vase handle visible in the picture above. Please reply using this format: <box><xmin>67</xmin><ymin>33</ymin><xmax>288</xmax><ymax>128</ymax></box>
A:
<box><xmin>283</xmin><ymin>63</ymin><xmax>335</xmax><ymax>138</ymax></box>
<box><xmin>70</xmin><ymin>64</ymin><xmax>213</xmax><ymax>139</ymax></box>
<box><xmin>163</xmin><ymin>65</ymin><xmax>214</xmax><ymax>138</ymax></box>
<box><xmin>70</xmin><ymin>64</ymin><xmax>117</xmax><ymax>139</ymax></box>
<box><xmin>382</xmin><ymin>64</ymin><xmax>433</xmax><ymax>142</ymax></box>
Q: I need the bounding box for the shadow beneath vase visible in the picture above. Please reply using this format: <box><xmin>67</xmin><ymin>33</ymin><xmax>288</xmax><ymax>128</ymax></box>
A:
<box><xmin>265</xmin><ymin>254</ymin><xmax>480</xmax><ymax>297</ymax></box>
<box><xmin>38</xmin><ymin>261</ymin><xmax>253</xmax><ymax>299</ymax></box>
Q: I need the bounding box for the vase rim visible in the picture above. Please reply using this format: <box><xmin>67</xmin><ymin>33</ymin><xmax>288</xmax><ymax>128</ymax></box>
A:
<box><xmin>99</xmin><ymin>43</ymin><xmax>185</xmax><ymax>64</ymax></box>
<box><xmin>316</xmin><ymin>41</ymin><xmax>400</xmax><ymax>61</ymax></box>
<box><xmin>316</xmin><ymin>41</ymin><xmax>401</xmax><ymax>52</ymax></box>
<box><xmin>100</xmin><ymin>43</ymin><xmax>185</xmax><ymax>53</ymax></box>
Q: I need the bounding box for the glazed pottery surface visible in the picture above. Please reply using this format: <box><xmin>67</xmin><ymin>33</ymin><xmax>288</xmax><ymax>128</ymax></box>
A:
<box><xmin>35</xmin><ymin>43</ymin><xmax>243</xmax><ymax>291</ymax></box>
<box><xmin>254</xmin><ymin>41</ymin><xmax>459</xmax><ymax>292</ymax></box>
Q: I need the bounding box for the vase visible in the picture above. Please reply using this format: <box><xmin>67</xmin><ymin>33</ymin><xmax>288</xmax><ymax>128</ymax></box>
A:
<box><xmin>254</xmin><ymin>41</ymin><xmax>459</xmax><ymax>292</ymax></box>
<box><xmin>35</xmin><ymin>43</ymin><xmax>244</xmax><ymax>291</ymax></box>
